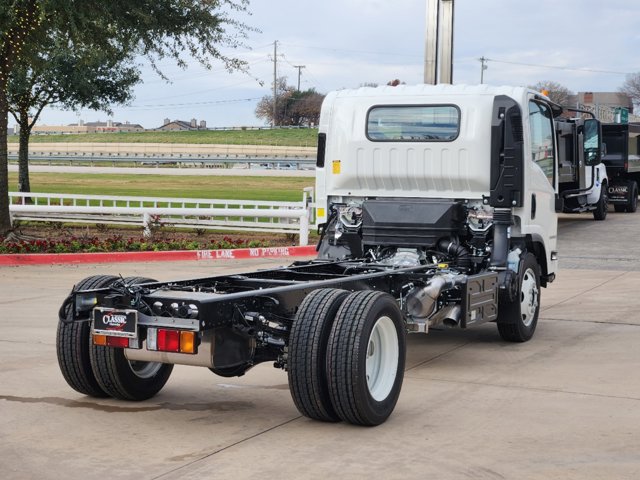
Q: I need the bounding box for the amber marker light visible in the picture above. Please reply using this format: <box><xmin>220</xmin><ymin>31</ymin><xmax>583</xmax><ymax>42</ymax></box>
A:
<box><xmin>93</xmin><ymin>334</ymin><xmax>107</xmax><ymax>346</ymax></box>
<box><xmin>180</xmin><ymin>331</ymin><xmax>196</xmax><ymax>354</ymax></box>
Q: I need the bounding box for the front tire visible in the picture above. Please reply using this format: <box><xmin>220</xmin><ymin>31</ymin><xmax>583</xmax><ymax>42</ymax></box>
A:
<box><xmin>57</xmin><ymin>275</ymin><xmax>120</xmax><ymax>397</ymax></box>
<box><xmin>593</xmin><ymin>182</ymin><xmax>608</xmax><ymax>221</ymax></box>
<box><xmin>288</xmin><ymin>288</ymin><xmax>349</xmax><ymax>422</ymax></box>
<box><xmin>327</xmin><ymin>291</ymin><xmax>406</xmax><ymax>426</ymax></box>
<box><xmin>497</xmin><ymin>253</ymin><xmax>541</xmax><ymax>342</ymax></box>
<box><xmin>89</xmin><ymin>277</ymin><xmax>173</xmax><ymax>401</ymax></box>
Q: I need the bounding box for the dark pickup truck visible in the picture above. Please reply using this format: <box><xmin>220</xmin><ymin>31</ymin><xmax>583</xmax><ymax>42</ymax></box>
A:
<box><xmin>602</xmin><ymin>123</ymin><xmax>640</xmax><ymax>212</ymax></box>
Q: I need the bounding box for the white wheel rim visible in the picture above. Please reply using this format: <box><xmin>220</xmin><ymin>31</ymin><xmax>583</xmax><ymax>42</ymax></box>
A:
<box><xmin>128</xmin><ymin>360</ymin><xmax>163</xmax><ymax>379</ymax></box>
<box><xmin>366</xmin><ymin>316</ymin><xmax>399</xmax><ymax>401</ymax></box>
<box><xmin>520</xmin><ymin>268</ymin><xmax>539</xmax><ymax>327</ymax></box>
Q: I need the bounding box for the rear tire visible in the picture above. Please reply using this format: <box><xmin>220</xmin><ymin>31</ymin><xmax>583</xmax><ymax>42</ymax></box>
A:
<box><xmin>89</xmin><ymin>277</ymin><xmax>173</xmax><ymax>401</ymax></box>
<box><xmin>288</xmin><ymin>288</ymin><xmax>349</xmax><ymax>422</ymax></box>
<box><xmin>327</xmin><ymin>291</ymin><xmax>406</xmax><ymax>426</ymax></box>
<box><xmin>497</xmin><ymin>253</ymin><xmax>541</xmax><ymax>342</ymax></box>
<box><xmin>593</xmin><ymin>182</ymin><xmax>608</xmax><ymax>221</ymax></box>
<box><xmin>56</xmin><ymin>275</ymin><xmax>119</xmax><ymax>397</ymax></box>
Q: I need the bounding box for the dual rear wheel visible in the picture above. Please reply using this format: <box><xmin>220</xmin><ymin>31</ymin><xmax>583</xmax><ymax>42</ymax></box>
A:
<box><xmin>288</xmin><ymin>289</ymin><xmax>406</xmax><ymax>426</ymax></box>
<box><xmin>56</xmin><ymin>276</ymin><xmax>172</xmax><ymax>401</ymax></box>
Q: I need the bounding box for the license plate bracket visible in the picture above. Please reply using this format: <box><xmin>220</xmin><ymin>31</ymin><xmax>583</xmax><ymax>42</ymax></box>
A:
<box><xmin>92</xmin><ymin>308</ymin><xmax>138</xmax><ymax>338</ymax></box>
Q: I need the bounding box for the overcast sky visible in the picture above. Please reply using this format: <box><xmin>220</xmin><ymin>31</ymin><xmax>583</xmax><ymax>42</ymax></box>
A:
<box><xmin>35</xmin><ymin>0</ymin><xmax>640</xmax><ymax>129</ymax></box>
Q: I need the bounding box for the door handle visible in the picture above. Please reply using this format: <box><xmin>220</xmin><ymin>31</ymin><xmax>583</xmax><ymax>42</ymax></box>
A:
<box><xmin>531</xmin><ymin>193</ymin><xmax>537</xmax><ymax>219</ymax></box>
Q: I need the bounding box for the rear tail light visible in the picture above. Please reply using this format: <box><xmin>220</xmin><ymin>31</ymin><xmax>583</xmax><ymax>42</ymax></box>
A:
<box><xmin>180</xmin><ymin>331</ymin><xmax>196</xmax><ymax>354</ymax></box>
<box><xmin>157</xmin><ymin>329</ymin><xmax>180</xmax><ymax>352</ymax></box>
<box><xmin>147</xmin><ymin>328</ymin><xmax>197</xmax><ymax>354</ymax></box>
<box><xmin>93</xmin><ymin>329</ymin><xmax>197</xmax><ymax>354</ymax></box>
<box><xmin>92</xmin><ymin>335</ymin><xmax>133</xmax><ymax>348</ymax></box>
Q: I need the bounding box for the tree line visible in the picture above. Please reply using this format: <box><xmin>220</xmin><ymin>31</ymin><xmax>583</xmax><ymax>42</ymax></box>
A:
<box><xmin>0</xmin><ymin>0</ymin><xmax>253</xmax><ymax>235</ymax></box>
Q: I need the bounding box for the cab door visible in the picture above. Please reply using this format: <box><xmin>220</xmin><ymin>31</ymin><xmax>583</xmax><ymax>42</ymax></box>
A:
<box><xmin>521</xmin><ymin>98</ymin><xmax>559</xmax><ymax>275</ymax></box>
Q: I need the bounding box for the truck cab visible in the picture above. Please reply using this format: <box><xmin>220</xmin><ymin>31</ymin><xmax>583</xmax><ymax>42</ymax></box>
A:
<box><xmin>315</xmin><ymin>84</ymin><xmax>561</xmax><ymax>284</ymax></box>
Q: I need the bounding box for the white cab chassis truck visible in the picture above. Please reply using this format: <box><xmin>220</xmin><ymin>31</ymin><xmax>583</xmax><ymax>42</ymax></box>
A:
<box><xmin>56</xmin><ymin>85</ymin><xmax>601</xmax><ymax>426</ymax></box>
<box><xmin>556</xmin><ymin>114</ymin><xmax>609</xmax><ymax>220</ymax></box>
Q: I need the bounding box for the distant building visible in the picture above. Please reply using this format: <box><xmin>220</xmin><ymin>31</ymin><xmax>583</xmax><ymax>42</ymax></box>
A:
<box><xmin>30</xmin><ymin>120</ymin><xmax>144</xmax><ymax>135</ymax></box>
<box><xmin>565</xmin><ymin>92</ymin><xmax>638</xmax><ymax>123</ymax></box>
<box><xmin>156</xmin><ymin>118</ymin><xmax>207</xmax><ymax>131</ymax></box>
<box><xmin>567</xmin><ymin>92</ymin><xmax>633</xmax><ymax>114</ymax></box>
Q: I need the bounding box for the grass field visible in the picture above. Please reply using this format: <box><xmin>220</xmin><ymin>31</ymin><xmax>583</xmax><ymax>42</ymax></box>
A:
<box><xmin>7</xmin><ymin>128</ymin><xmax>319</xmax><ymax>147</ymax></box>
<box><xmin>8</xmin><ymin>172</ymin><xmax>313</xmax><ymax>202</ymax></box>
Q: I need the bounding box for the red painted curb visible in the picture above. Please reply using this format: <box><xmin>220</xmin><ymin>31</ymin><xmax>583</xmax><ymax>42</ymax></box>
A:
<box><xmin>0</xmin><ymin>245</ymin><xmax>318</xmax><ymax>266</ymax></box>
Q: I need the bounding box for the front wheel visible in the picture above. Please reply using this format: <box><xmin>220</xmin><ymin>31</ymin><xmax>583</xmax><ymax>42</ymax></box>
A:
<box><xmin>593</xmin><ymin>182</ymin><xmax>608</xmax><ymax>221</ymax></box>
<box><xmin>327</xmin><ymin>291</ymin><xmax>406</xmax><ymax>426</ymax></box>
<box><xmin>497</xmin><ymin>253</ymin><xmax>541</xmax><ymax>342</ymax></box>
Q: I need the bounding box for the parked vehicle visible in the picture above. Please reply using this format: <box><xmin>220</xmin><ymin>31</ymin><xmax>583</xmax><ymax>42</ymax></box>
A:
<box><xmin>602</xmin><ymin>123</ymin><xmax>640</xmax><ymax>213</ymax></box>
<box><xmin>556</xmin><ymin>115</ymin><xmax>608</xmax><ymax>220</ymax></box>
<box><xmin>56</xmin><ymin>85</ymin><xmax>602</xmax><ymax>425</ymax></box>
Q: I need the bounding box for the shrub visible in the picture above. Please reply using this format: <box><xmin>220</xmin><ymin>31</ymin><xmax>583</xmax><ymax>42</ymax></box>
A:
<box><xmin>0</xmin><ymin>234</ymin><xmax>270</xmax><ymax>254</ymax></box>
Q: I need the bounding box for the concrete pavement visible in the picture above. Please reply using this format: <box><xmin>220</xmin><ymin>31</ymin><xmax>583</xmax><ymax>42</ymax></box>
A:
<box><xmin>1</xmin><ymin>213</ymin><xmax>640</xmax><ymax>479</ymax></box>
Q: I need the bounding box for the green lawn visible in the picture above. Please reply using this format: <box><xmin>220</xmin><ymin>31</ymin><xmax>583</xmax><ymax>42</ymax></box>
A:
<box><xmin>8</xmin><ymin>128</ymin><xmax>319</xmax><ymax>147</ymax></box>
<box><xmin>8</xmin><ymin>172</ymin><xmax>313</xmax><ymax>202</ymax></box>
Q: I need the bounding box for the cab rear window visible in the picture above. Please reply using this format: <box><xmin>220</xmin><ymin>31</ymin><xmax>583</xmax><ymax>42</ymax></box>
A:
<box><xmin>367</xmin><ymin>105</ymin><xmax>460</xmax><ymax>142</ymax></box>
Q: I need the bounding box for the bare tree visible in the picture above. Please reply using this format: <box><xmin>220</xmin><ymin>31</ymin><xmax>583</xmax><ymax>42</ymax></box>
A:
<box><xmin>255</xmin><ymin>77</ymin><xmax>324</xmax><ymax>127</ymax></box>
<box><xmin>530</xmin><ymin>80</ymin><xmax>574</xmax><ymax>106</ymax></box>
<box><xmin>620</xmin><ymin>73</ymin><xmax>640</xmax><ymax>109</ymax></box>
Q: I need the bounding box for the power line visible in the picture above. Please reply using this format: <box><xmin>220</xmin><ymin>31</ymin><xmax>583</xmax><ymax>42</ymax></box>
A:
<box><xmin>484</xmin><ymin>57</ymin><xmax>630</xmax><ymax>76</ymax></box>
<box><xmin>137</xmin><ymin>78</ymin><xmax>262</xmax><ymax>103</ymax></box>
<box><xmin>279</xmin><ymin>41</ymin><xmax>423</xmax><ymax>59</ymax></box>
<box><xmin>121</xmin><ymin>97</ymin><xmax>262</xmax><ymax>110</ymax></box>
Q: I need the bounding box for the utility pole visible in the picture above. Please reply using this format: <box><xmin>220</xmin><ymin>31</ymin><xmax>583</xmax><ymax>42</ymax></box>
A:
<box><xmin>479</xmin><ymin>56</ymin><xmax>488</xmax><ymax>84</ymax></box>
<box><xmin>272</xmin><ymin>40</ymin><xmax>277</xmax><ymax>128</ymax></box>
<box><xmin>293</xmin><ymin>65</ymin><xmax>306</xmax><ymax>91</ymax></box>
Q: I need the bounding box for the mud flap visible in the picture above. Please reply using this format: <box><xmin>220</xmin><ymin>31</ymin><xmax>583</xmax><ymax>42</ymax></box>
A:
<box><xmin>608</xmin><ymin>180</ymin><xmax>631</xmax><ymax>206</ymax></box>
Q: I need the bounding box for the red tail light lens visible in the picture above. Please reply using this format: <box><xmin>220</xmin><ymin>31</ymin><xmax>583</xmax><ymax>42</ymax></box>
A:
<box><xmin>158</xmin><ymin>329</ymin><xmax>180</xmax><ymax>352</ymax></box>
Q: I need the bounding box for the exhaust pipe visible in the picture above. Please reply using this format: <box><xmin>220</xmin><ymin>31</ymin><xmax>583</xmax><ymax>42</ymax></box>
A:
<box><xmin>406</xmin><ymin>275</ymin><xmax>465</xmax><ymax>319</ymax></box>
<box><xmin>441</xmin><ymin>305</ymin><xmax>462</xmax><ymax>328</ymax></box>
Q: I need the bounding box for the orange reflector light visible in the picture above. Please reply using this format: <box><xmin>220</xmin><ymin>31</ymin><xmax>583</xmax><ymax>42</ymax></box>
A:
<box><xmin>180</xmin><ymin>331</ymin><xmax>196</xmax><ymax>354</ymax></box>
<box><xmin>93</xmin><ymin>334</ymin><xmax>107</xmax><ymax>346</ymax></box>
<box><xmin>158</xmin><ymin>329</ymin><xmax>180</xmax><ymax>352</ymax></box>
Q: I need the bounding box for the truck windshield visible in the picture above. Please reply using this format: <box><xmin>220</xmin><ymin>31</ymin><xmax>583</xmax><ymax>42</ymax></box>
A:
<box><xmin>367</xmin><ymin>105</ymin><xmax>459</xmax><ymax>141</ymax></box>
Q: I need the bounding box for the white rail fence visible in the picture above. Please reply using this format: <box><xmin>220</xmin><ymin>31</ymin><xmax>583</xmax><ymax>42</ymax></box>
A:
<box><xmin>9</xmin><ymin>188</ymin><xmax>315</xmax><ymax>246</ymax></box>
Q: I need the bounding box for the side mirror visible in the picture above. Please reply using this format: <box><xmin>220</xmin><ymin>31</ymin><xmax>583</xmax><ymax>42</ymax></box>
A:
<box><xmin>583</xmin><ymin>118</ymin><xmax>601</xmax><ymax>166</ymax></box>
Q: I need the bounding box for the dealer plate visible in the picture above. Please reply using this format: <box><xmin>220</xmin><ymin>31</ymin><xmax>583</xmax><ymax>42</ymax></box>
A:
<box><xmin>92</xmin><ymin>308</ymin><xmax>138</xmax><ymax>338</ymax></box>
